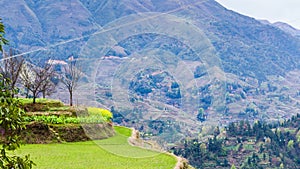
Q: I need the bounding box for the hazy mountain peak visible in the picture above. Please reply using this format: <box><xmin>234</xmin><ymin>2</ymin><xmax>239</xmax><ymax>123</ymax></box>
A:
<box><xmin>1</xmin><ymin>0</ymin><xmax>300</xmax><ymax>138</ymax></box>
<box><xmin>273</xmin><ymin>21</ymin><xmax>300</xmax><ymax>37</ymax></box>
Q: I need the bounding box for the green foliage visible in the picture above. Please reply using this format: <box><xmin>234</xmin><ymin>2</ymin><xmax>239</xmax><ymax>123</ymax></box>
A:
<box><xmin>21</xmin><ymin>104</ymin><xmax>113</xmax><ymax>125</ymax></box>
<box><xmin>18</xmin><ymin>98</ymin><xmax>64</xmax><ymax>107</ymax></box>
<box><xmin>279</xmin><ymin>163</ymin><xmax>284</xmax><ymax>169</ymax></box>
<box><xmin>78</xmin><ymin>115</ymin><xmax>105</xmax><ymax>124</ymax></box>
<box><xmin>287</xmin><ymin>140</ymin><xmax>294</xmax><ymax>150</ymax></box>
<box><xmin>174</xmin><ymin>114</ymin><xmax>300</xmax><ymax>169</ymax></box>
<box><xmin>0</xmin><ymin>74</ymin><xmax>34</xmax><ymax>168</ymax></box>
<box><xmin>24</xmin><ymin>115</ymin><xmax>108</xmax><ymax>124</ymax></box>
<box><xmin>197</xmin><ymin>108</ymin><xmax>206</xmax><ymax>122</ymax></box>
<box><xmin>87</xmin><ymin>107</ymin><xmax>113</xmax><ymax>121</ymax></box>
<box><xmin>24</xmin><ymin>115</ymin><xmax>80</xmax><ymax>124</ymax></box>
<box><xmin>48</xmin><ymin>106</ymin><xmax>72</xmax><ymax>112</ymax></box>
<box><xmin>0</xmin><ymin>18</ymin><xmax>9</xmax><ymax>52</ymax></box>
<box><xmin>18</xmin><ymin>98</ymin><xmax>65</xmax><ymax>112</ymax></box>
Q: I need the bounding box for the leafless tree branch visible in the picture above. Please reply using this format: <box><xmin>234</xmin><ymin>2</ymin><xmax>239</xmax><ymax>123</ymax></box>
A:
<box><xmin>20</xmin><ymin>59</ymin><xmax>55</xmax><ymax>103</ymax></box>
<box><xmin>0</xmin><ymin>48</ymin><xmax>24</xmax><ymax>97</ymax></box>
<box><xmin>60</xmin><ymin>57</ymin><xmax>82</xmax><ymax>106</ymax></box>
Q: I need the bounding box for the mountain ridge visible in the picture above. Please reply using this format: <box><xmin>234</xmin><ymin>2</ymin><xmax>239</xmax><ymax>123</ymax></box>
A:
<box><xmin>1</xmin><ymin>0</ymin><xmax>300</xmax><ymax>141</ymax></box>
<box><xmin>1</xmin><ymin>0</ymin><xmax>299</xmax><ymax>79</ymax></box>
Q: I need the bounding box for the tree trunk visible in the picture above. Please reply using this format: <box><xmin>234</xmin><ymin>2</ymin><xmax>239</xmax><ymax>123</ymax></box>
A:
<box><xmin>33</xmin><ymin>96</ymin><xmax>36</xmax><ymax>104</ymax></box>
<box><xmin>25</xmin><ymin>89</ymin><xmax>29</xmax><ymax>98</ymax></box>
<box><xmin>11</xmin><ymin>84</ymin><xmax>15</xmax><ymax>98</ymax></box>
<box><xmin>11</xmin><ymin>83</ymin><xmax>15</xmax><ymax>98</ymax></box>
<box><xmin>33</xmin><ymin>91</ymin><xmax>37</xmax><ymax>104</ymax></box>
<box><xmin>70</xmin><ymin>90</ymin><xmax>73</xmax><ymax>106</ymax></box>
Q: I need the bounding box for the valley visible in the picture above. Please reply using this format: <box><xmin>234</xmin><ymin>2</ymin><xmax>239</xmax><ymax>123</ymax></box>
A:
<box><xmin>0</xmin><ymin>0</ymin><xmax>300</xmax><ymax>168</ymax></box>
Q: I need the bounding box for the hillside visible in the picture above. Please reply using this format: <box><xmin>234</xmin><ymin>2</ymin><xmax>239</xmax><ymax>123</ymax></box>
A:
<box><xmin>17</xmin><ymin>126</ymin><xmax>179</xmax><ymax>169</ymax></box>
<box><xmin>1</xmin><ymin>0</ymin><xmax>300</xmax><ymax>78</ymax></box>
<box><xmin>272</xmin><ymin>22</ymin><xmax>300</xmax><ymax>38</ymax></box>
<box><xmin>172</xmin><ymin>114</ymin><xmax>300</xmax><ymax>169</ymax></box>
<box><xmin>1</xmin><ymin>0</ymin><xmax>300</xmax><ymax>143</ymax></box>
<box><xmin>9</xmin><ymin>98</ymin><xmax>186</xmax><ymax>169</ymax></box>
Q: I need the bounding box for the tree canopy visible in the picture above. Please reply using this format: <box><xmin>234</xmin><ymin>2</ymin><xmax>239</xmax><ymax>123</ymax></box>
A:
<box><xmin>0</xmin><ymin>74</ymin><xmax>34</xmax><ymax>168</ymax></box>
<box><xmin>0</xmin><ymin>17</ymin><xmax>34</xmax><ymax>169</ymax></box>
<box><xmin>0</xmin><ymin>18</ymin><xmax>8</xmax><ymax>52</ymax></box>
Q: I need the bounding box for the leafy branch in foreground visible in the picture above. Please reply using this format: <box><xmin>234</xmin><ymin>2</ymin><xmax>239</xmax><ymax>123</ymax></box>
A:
<box><xmin>0</xmin><ymin>74</ymin><xmax>34</xmax><ymax>168</ymax></box>
<box><xmin>0</xmin><ymin>18</ymin><xmax>8</xmax><ymax>52</ymax></box>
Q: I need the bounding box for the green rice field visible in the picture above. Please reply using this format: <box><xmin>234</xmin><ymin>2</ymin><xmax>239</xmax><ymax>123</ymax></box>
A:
<box><xmin>15</xmin><ymin>126</ymin><xmax>177</xmax><ymax>169</ymax></box>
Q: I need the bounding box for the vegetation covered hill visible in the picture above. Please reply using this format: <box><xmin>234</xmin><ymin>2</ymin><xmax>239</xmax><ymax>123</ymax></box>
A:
<box><xmin>8</xmin><ymin>98</ymin><xmax>185</xmax><ymax>169</ymax></box>
<box><xmin>4</xmin><ymin>3</ymin><xmax>298</xmax><ymax>168</ymax></box>
<box><xmin>2</xmin><ymin>0</ymin><xmax>300</xmax><ymax>149</ymax></box>
<box><xmin>172</xmin><ymin>114</ymin><xmax>300</xmax><ymax>169</ymax></box>
<box><xmin>0</xmin><ymin>98</ymin><xmax>115</xmax><ymax>143</ymax></box>
<box><xmin>1</xmin><ymin>0</ymin><xmax>299</xmax><ymax>79</ymax></box>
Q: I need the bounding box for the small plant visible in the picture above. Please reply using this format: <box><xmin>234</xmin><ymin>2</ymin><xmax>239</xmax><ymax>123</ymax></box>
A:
<box><xmin>87</xmin><ymin>107</ymin><xmax>113</xmax><ymax>121</ymax></box>
<box><xmin>25</xmin><ymin>115</ymin><xmax>80</xmax><ymax>124</ymax></box>
<box><xmin>25</xmin><ymin>114</ymin><xmax>112</xmax><ymax>124</ymax></box>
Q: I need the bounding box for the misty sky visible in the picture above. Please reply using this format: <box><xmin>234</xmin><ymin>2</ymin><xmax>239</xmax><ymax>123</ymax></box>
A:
<box><xmin>215</xmin><ymin>0</ymin><xmax>300</xmax><ymax>29</ymax></box>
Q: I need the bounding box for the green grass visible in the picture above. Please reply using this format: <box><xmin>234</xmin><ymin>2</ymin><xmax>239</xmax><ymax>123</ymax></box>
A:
<box><xmin>17</xmin><ymin>98</ymin><xmax>62</xmax><ymax>105</ymax></box>
<box><xmin>48</xmin><ymin>106</ymin><xmax>71</xmax><ymax>111</ymax></box>
<box><xmin>96</xmin><ymin>126</ymin><xmax>159</xmax><ymax>158</ymax></box>
<box><xmin>15</xmin><ymin>126</ymin><xmax>177</xmax><ymax>169</ymax></box>
<box><xmin>114</xmin><ymin>126</ymin><xmax>132</xmax><ymax>137</ymax></box>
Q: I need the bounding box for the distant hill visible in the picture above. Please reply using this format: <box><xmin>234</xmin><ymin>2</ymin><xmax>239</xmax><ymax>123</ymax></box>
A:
<box><xmin>1</xmin><ymin>0</ymin><xmax>300</xmax><ymax>79</ymax></box>
<box><xmin>1</xmin><ymin>0</ymin><xmax>300</xmax><ymax>142</ymax></box>
<box><xmin>273</xmin><ymin>22</ymin><xmax>300</xmax><ymax>38</ymax></box>
<box><xmin>173</xmin><ymin>114</ymin><xmax>300</xmax><ymax>169</ymax></box>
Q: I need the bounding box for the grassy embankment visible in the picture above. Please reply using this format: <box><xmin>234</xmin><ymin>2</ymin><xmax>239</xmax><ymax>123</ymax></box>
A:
<box><xmin>15</xmin><ymin>126</ymin><xmax>176</xmax><ymax>169</ymax></box>
<box><xmin>13</xmin><ymin>98</ymin><xmax>177</xmax><ymax>169</ymax></box>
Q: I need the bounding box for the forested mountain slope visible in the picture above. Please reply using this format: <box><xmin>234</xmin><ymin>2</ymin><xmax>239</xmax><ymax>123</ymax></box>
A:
<box><xmin>1</xmin><ymin>0</ymin><xmax>300</xmax><ymax>141</ymax></box>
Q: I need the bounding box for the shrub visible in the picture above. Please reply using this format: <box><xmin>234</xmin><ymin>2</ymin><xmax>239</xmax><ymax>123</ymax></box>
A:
<box><xmin>87</xmin><ymin>107</ymin><xmax>113</xmax><ymax>121</ymax></box>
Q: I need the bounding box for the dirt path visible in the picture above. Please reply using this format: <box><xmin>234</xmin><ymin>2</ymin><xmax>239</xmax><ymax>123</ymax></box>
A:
<box><xmin>128</xmin><ymin>128</ymin><xmax>192</xmax><ymax>169</ymax></box>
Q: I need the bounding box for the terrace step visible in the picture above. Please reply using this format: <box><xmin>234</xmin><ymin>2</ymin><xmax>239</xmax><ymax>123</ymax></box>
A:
<box><xmin>49</xmin><ymin>126</ymin><xmax>64</xmax><ymax>143</ymax></box>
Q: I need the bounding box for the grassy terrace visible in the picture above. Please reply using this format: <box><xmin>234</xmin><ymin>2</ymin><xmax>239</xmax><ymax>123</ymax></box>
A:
<box><xmin>15</xmin><ymin>126</ymin><xmax>177</xmax><ymax>169</ymax></box>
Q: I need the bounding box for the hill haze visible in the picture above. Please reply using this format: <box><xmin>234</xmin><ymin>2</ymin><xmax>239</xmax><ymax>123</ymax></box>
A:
<box><xmin>1</xmin><ymin>0</ymin><xmax>300</xmax><ymax>142</ymax></box>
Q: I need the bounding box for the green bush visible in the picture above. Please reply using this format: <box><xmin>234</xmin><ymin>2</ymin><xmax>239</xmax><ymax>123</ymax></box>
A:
<box><xmin>24</xmin><ymin>114</ymin><xmax>110</xmax><ymax>124</ymax></box>
<box><xmin>25</xmin><ymin>115</ymin><xmax>80</xmax><ymax>124</ymax></box>
<box><xmin>87</xmin><ymin>107</ymin><xmax>113</xmax><ymax>121</ymax></box>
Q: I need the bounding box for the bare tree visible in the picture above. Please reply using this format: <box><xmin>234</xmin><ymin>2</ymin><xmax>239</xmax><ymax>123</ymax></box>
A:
<box><xmin>20</xmin><ymin>61</ymin><xmax>55</xmax><ymax>103</ymax></box>
<box><xmin>40</xmin><ymin>78</ymin><xmax>56</xmax><ymax>98</ymax></box>
<box><xmin>20</xmin><ymin>62</ymin><xmax>33</xmax><ymax>98</ymax></box>
<box><xmin>60</xmin><ymin>58</ymin><xmax>82</xmax><ymax>106</ymax></box>
<box><xmin>0</xmin><ymin>48</ymin><xmax>24</xmax><ymax>97</ymax></box>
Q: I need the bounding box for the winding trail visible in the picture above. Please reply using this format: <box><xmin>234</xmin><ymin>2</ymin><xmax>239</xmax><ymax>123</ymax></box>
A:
<box><xmin>128</xmin><ymin>128</ymin><xmax>193</xmax><ymax>169</ymax></box>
